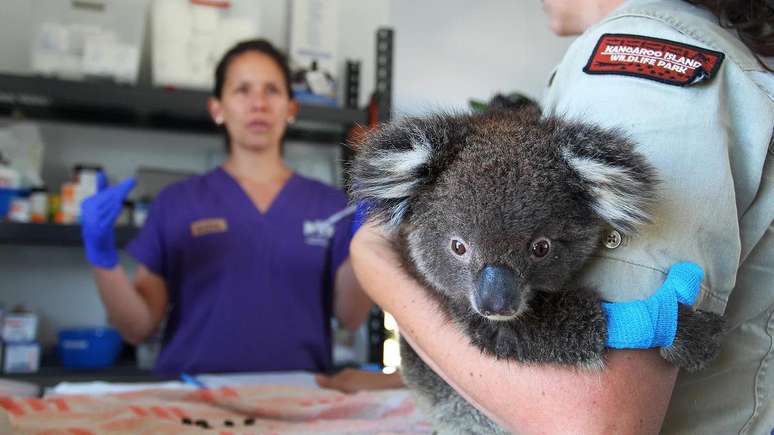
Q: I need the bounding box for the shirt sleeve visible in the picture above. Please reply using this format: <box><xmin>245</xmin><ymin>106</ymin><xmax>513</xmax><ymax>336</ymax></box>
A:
<box><xmin>541</xmin><ymin>16</ymin><xmax>765</xmax><ymax>314</ymax></box>
<box><xmin>126</xmin><ymin>191</ymin><xmax>168</xmax><ymax>277</ymax></box>
<box><xmin>329</xmin><ymin>201</ymin><xmax>356</xmax><ymax>281</ymax></box>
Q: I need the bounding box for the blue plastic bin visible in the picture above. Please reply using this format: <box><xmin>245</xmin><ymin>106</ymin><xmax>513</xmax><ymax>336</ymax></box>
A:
<box><xmin>57</xmin><ymin>327</ymin><xmax>123</xmax><ymax>369</ymax></box>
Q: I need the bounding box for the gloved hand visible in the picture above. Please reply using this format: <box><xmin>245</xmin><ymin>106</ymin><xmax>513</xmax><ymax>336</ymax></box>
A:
<box><xmin>603</xmin><ymin>262</ymin><xmax>703</xmax><ymax>349</ymax></box>
<box><xmin>80</xmin><ymin>172</ymin><xmax>136</xmax><ymax>268</ymax></box>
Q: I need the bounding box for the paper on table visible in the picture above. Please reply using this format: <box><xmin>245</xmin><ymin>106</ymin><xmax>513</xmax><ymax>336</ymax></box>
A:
<box><xmin>196</xmin><ymin>371</ymin><xmax>318</xmax><ymax>388</ymax></box>
<box><xmin>46</xmin><ymin>371</ymin><xmax>319</xmax><ymax>396</ymax></box>
<box><xmin>46</xmin><ymin>381</ymin><xmax>192</xmax><ymax>396</ymax></box>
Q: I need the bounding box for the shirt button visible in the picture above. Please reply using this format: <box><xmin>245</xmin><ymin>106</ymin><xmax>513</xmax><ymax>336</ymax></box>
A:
<box><xmin>604</xmin><ymin>230</ymin><xmax>623</xmax><ymax>249</ymax></box>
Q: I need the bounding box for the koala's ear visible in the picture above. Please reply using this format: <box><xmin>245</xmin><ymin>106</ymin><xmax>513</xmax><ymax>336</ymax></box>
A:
<box><xmin>349</xmin><ymin>114</ymin><xmax>466</xmax><ymax>231</ymax></box>
<box><xmin>560</xmin><ymin>123</ymin><xmax>659</xmax><ymax>234</ymax></box>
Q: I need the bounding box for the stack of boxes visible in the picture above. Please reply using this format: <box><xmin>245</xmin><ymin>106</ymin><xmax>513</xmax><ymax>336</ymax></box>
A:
<box><xmin>1</xmin><ymin>308</ymin><xmax>41</xmax><ymax>374</ymax></box>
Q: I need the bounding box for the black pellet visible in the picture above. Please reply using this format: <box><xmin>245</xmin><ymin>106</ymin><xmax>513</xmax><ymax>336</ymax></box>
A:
<box><xmin>195</xmin><ymin>419</ymin><xmax>210</xmax><ymax>428</ymax></box>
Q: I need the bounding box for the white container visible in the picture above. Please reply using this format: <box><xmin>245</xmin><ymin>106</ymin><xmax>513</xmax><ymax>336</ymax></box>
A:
<box><xmin>73</xmin><ymin>166</ymin><xmax>100</xmax><ymax>222</ymax></box>
<box><xmin>29</xmin><ymin>188</ymin><xmax>48</xmax><ymax>223</ymax></box>
<box><xmin>135</xmin><ymin>336</ymin><xmax>161</xmax><ymax>370</ymax></box>
<box><xmin>3</xmin><ymin>341</ymin><xmax>41</xmax><ymax>374</ymax></box>
<box><xmin>151</xmin><ymin>0</ymin><xmax>259</xmax><ymax>90</ymax></box>
<box><xmin>2</xmin><ymin>313</ymin><xmax>38</xmax><ymax>342</ymax></box>
<box><xmin>288</xmin><ymin>0</ymin><xmax>339</xmax><ymax>90</ymax></box>
<box><xmin>0</xmin><ymin>165</ymin><xmax>21</xmax><ymax>189</ymax></box>
<box><xmin>7</xmin><ymin>196</ymin><xmax>31</xmax><ymax>223</ymax></box>
<box><xmin>59</xmin><ymin>181</ymin><xmax>78</xmax><ymax>224</ymax></box>
<box><xmin>29</xmin><ymin>0</ymin><xmax>149</xmax><ymax>84</ymax></box>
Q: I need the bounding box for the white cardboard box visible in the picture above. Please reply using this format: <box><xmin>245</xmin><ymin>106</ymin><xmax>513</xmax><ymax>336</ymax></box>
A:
<box><xmin>151</xmin><ymin>0</ymin><xmax>259</xmax><ymax>90</ymax></box>
<box><xmin>3</xmin><ymin>341</ymin><xmax>41</xmax><ymax>374</ymax></box>
<box><xmin>29</xmin><ymin>0</ymin><xmax>149</xmax><ymax>84</ymax></box>
<box><xmin>2</xmin><ymin>313</ymin><xmax>38</xmax><ymax>342</ymax></box>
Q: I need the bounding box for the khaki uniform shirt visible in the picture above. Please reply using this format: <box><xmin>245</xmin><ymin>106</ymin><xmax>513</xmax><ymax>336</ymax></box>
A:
<box><xmin>542</xmin><ymin>1</ymin><xmax>774</xmax><ymax>433</ymax></box>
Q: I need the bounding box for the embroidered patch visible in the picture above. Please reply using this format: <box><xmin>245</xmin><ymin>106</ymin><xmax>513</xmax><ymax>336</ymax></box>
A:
<box><xmin>583</xmin><ymin>33</ymin><xmax>724</xmax><ymax>86</ymax></box>
<box><xmin>190</xmin><ymin>218</ymin><xmax>228</xmax><ymax>237</ymax></box>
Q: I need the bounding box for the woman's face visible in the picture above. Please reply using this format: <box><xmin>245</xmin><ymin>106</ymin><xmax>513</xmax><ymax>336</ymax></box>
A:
<box><xmin>542</xmin><ymin>0</ymin><xmax>622</xmax><ymax>36</ymax></box>
<box><xmin>209</xmin><ymin>51</ymin><xmax>298</xmax><ymax>154</ymax></box>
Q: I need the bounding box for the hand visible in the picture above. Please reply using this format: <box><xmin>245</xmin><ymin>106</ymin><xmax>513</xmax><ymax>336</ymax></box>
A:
<box><xmin>80</xmin><ymin>172</ymin><xmax>136</xmax><ymax>268</ymax></box>
<box><xmin>315</xmin><ymin>368</ymin><xmax>404</xmax><ymax>393</ymax></box>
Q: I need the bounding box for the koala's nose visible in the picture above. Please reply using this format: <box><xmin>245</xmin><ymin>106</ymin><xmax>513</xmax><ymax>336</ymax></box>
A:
<box><xmin>475</xmin><ymin>265</ymin><xmax>520</xmax><ymax>319</ymax></box>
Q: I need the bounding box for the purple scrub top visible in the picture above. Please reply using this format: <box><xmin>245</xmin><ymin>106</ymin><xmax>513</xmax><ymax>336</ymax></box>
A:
<box><xmin>126</xmin><ymin>167</ymin><xmax>354</xmax><ymax>377</ymax></box>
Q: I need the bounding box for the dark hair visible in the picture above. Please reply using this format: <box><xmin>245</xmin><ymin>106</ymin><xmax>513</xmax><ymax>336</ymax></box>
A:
<box><xmin>213</xmin><ymin>39</ymin><xmax>295</xmax><ymax>153</ymax></box>
<box><xmin>486</xmin><ymin>93</ymin><xmax>541</xmax><ymax>114</ymax></box>
<box><xmin>213</xmin><ymin>38</ymin><xmax>294</xmax><ymax>99</ymax></box>
<box><xmin>684</xmin><ymin>0</ymin><xmax>774</xmax><ymax>69</ymax></box>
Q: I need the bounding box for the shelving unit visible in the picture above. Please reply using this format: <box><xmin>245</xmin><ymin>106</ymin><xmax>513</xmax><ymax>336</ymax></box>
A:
<box><xmin>0</xmin><ymin>70</ymin><xmax>369</xmax><ymax>246</ymax></box>
<box><xmin>0</xmin><ymin>27</ymin><xmax>394</xmax><ymax>367</ymax></box>
<box><xmin>0</xmin><ymin>223</ymin><xmax>137</xmax><ymax>247</ymax></box>
<box><xmin>0</xmin><ymin>73</ymin><xmax>367</xmax><ymax>141</ymax></box>
<box><xmin>3</xmin><ymin>363</ymin><xmax>156</xmax><ymax>389</ymax></box>
<box><xmin>0</xmin><ymin>66</ymin><xmax>372</xmax><ymax>246</ymax></box>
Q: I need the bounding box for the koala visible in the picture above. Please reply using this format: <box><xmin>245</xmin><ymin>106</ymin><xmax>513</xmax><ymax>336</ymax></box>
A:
<box><xmin>348</xmin><ymin>109</ymin><xmax>725</xmax><ymax>434</ymax></box>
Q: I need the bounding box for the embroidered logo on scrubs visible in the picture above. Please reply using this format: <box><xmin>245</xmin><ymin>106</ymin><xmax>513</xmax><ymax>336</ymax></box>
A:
<box><xmin>190</xmin><ymin>218</ymin><xmax>228</xmax><ymax>237</ymax></box>
<box><xmin>583</xmin><ymin>33</ymin><xmax>724</xmax><ymax>86</ymax></box>
<box><xmin>303</xmin><ymin>205</ymin><xmax>356</xmax><ymax>247</ymax></box>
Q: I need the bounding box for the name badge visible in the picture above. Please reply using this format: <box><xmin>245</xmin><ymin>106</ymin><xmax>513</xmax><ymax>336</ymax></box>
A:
<box><xmin>190</xmin><ymin>218</ymin><xmax>228</xmax><ymax>237</ymax></box>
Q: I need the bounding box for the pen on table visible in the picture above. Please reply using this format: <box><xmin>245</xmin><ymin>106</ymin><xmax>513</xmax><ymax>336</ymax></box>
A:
<box><xmin>180</xmin><ymin>373</ymin><xmax>207</xmax><ymax>389</ymax></box>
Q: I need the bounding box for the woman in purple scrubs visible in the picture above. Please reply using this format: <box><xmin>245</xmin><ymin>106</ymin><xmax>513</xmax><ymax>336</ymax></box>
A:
<box><xmin>81</xmin><ymin>40</ymin><xmax>373</xmax><ymax>377</ymax></box>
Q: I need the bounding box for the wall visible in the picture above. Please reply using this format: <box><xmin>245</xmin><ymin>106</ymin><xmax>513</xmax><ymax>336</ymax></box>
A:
<box><xmin>391</xmin><ymin>0</ymin><xmax>573</xmax><ymax>116</ymax></box>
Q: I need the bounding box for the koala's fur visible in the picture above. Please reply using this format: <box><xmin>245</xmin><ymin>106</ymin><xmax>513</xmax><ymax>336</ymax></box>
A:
<box><xmin>348</xmin><ymin>109</ymin><xmax>725</xmax><ymax>434</ymax></box>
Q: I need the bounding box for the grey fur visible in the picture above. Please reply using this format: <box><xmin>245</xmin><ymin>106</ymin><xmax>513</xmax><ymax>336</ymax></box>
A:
<box><xmin>348</xmin><ymin>109</ymin><xmax>725</xmax><ymax>433</ymax></box>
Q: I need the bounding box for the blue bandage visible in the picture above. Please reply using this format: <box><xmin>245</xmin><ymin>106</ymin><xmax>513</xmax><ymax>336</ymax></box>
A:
<box><xmin>603</xmin><ymin>262</ymin><xmax>704</xmax><ymax>349</ymax></box>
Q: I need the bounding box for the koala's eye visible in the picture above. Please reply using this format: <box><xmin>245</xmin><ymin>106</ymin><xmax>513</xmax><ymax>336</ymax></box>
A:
<box><xmin>451</xmin><ymin>240</ymin><xmax>467</xmax><ymax>256</ymax></box>
<box><xmin>531</xmin><ymin>238</ymin><xmax>551</xmax><ymax>258</ymax></box>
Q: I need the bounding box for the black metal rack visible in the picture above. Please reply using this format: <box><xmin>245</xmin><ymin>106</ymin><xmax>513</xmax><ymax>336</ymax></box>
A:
<box><xmin>0</xmin><ymin>73</ymin><xmax>367</xmax><ymax>138</ymax></box>
<box><xmin>0</xmin><ymin>223</ymin><xmax>138</xmax><ymax>247</ymax></box>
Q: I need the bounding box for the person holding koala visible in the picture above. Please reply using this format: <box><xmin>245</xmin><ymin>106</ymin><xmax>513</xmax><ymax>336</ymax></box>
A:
<box><xmin>349</xmin><ymin>0</ymin><xmax>773</xmax><ymax>434</ymax></box>
<box><xmin>81</xmin><ymin>39</ymin><xmax>373</xmax><ymax>377</ymax></box>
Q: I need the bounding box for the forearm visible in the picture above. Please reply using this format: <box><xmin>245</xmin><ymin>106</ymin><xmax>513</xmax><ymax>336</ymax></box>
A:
<box><xmin>93</xmin><ymin>267</ymin><xmax>156</xmax><ymax>344</ymax></box>
<box><xmin>350</xmin><ymin>224</ymin><xmax>677</xmax><ymax>434</ymax></box>
<box><xmin>315</xmin><ymin>368</ymin><xmax>405</xmax><ymax>393</ymax></box>
<box><xmin>334</xmin><ymin>259</ymin><xmax>373</xmax><ymax>331</ymax></box>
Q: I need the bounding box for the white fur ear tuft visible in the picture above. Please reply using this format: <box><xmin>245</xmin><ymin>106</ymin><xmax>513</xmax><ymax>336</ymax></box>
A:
<box><xmin>369</xmin><ymin>135</ymin><xmax>431</xmax><ymax>191</ymax></box>
<box><xmin>563</xmin><ymin>148</ymin><xmax>655</xmax><ymax>233</ymax></box>
<box><xmin>351</xmin><ymin>125</ymin><xmax>435</xmax><ymax>231</ymax></box>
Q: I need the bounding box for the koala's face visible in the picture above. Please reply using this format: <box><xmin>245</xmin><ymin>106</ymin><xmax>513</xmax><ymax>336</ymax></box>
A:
<box><xmin>350</xmin><ymin>110</ymin><xmax>657</xmax><ymax>322</ymax></box>
<box><xmin>402</xmin><ymin>126</ymin><xmax>604</xmax><ymax>320</ymax></box>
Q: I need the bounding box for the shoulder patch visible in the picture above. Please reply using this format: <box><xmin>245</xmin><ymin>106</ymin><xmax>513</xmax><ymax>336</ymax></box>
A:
<box><xmin>583</xmin><ymin>33</ymin><xmax>724</xmax><ymax>86</ymax></box>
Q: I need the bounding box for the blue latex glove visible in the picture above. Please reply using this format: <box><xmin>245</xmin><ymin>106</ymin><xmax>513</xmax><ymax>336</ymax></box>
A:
<box><xmin>603</xmin><ymin>262</ymin><xmax>703</xmax><ymax>349</ymax></box>
<box><xmin>80</xmin><ymin>172</ymin><xmax>136</xmax><ymax>268</ymax></box>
